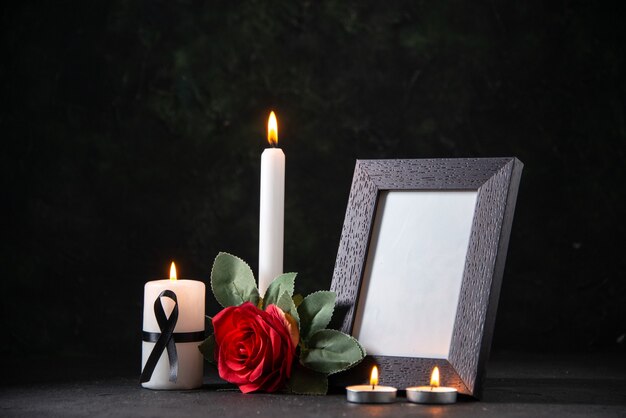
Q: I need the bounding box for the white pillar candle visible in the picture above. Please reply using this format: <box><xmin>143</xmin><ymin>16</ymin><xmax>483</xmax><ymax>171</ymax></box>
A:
<box><xmin>259</xmin><ymin>111</ymin><xmax>285</xmax><ymax>296</ymax></box>
<box><xmin>141</xmin><ymin>262</ymin><xmax>205</xmax><ymax>390</ymax></box>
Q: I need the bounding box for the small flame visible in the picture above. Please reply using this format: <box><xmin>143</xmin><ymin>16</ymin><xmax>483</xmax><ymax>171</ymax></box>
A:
<box><xmin>267</xmin><ymin>111</ymin><xmax>278</xmax><ymax>147</ymax></box>
<box><xmin>430</xmin><ymin>366</ymin><xmax>440</xmax><ymax>387</ymax></box>
<box><xmin>169</xmin><ymin>262</ymin><xmax>177</xmax><ymax>281</ymax></box>
<box><xmin>370</xmin><ymin>366</ymin><xmax>379</xmax><ymax>388</ymax></box>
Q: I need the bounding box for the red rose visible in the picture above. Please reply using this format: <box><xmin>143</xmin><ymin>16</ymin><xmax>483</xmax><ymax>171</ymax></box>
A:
<box><xmin>212</xmin><ymin>302</ymin><xmax>299</xmax><ymax>393</ymax></box>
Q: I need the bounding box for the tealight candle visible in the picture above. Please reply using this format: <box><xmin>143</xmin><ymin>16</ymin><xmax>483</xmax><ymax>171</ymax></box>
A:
<box><xmin>346</xmin><ymin>366</ymin><xmax>397</xmax><ymax>404</ymax></box>
<box><xmin>406</xmin><ymin>366</ymin><xmax>457</xmax><ymax>404</ymax></box>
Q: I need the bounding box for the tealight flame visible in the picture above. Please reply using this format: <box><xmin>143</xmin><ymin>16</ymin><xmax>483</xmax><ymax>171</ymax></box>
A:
<box><xmin>370</xmin><ymin>366</ymin><xmax>379</xmax><ymax>389</ymax></box>
<box><xmin>430</xmin><ymin>366</ymin><xmax>440</xmax><ymax>388</ymax></box>
<box><xmin>267</xmin><ymin>111</ymin><xmax>278</xmax><ymax>147</ymax></box>
<box><xmin>169</xmin><ymin>262</ymin><xmax>177</xmax><ymax>281</ymax></box>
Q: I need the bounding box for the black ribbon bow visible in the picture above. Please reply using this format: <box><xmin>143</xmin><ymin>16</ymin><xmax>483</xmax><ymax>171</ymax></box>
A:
<box><xmin>140</xmin><ymin>290</ymin><xmax>206</xmax><ymax>385</ymax></box>
<box><xmin>140</xmin><ymin>290</ymin><xmax>180</xmax><ymax>384</ymax></box>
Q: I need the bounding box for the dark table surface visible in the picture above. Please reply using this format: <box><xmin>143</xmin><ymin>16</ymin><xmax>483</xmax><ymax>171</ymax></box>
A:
<box><xmin>1</xmin><ymin>351</ymin><xmax>625</xmax><ymax>417</ymax></box>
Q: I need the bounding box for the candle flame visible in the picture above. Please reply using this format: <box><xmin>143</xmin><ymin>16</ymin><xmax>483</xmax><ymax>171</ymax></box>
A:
<box><xmin>430</xmin><ymin>366</ymin><xmax>440</xmax><ymax>387</ymax></box>
<box><xmin>169</xmin><ymin>262</ymin><xmax>177</xmax><ymax>281</ymax></box>
<box><xmin>370</xmin><ymin>366</ymin><xmax>379</xmax><ymax>388</ymax></box>
<box><xmin>267</xmin><ymin>111</ymin><xmax>278</xmax><ymax>147</ymax></box>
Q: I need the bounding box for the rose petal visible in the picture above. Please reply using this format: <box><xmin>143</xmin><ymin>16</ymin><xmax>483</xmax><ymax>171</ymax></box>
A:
<box><xmin>266</xmin><ymin>304</ymin><xmax>300</xmax><ymax>347</ymax></box>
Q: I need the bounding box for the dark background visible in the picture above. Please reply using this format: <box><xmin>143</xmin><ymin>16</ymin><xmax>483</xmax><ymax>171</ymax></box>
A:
<box><xmin>2</xmin><ymin>0</ymin><xmax>624</xmax><ymax>368</ymax></box>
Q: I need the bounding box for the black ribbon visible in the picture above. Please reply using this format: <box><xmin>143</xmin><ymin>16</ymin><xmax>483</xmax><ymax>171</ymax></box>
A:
<box><xmin>140</xmin><ymin>290</ymin><xmax>179</xmax><ymax>383</ymax></box>
<box><xmin>142</xmin><ymin>331</ymin><xmax>206</xmax><ymax>343</ymax></box>
<box><xmin>140</xmin><ymin>290</ymin><xmax>205</xmax><ymax>384</ymax></box>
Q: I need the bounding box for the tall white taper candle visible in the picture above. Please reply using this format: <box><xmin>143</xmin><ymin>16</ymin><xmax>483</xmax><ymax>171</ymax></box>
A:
<box><xmin>258</xmin><ymin>111</ymin><xmax>284</xmax><ymax>296</ymax></box>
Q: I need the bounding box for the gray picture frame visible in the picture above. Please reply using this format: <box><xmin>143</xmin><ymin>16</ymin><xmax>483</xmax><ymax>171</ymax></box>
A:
<box><xmin>330</xmin><ymin>158</ymin><xmax>523</xmax><ymax>398</ymax></box>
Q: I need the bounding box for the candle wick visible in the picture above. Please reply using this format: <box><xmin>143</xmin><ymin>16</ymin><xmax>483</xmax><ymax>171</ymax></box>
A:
<box><xmin>372</xmin><ymin>384</ymin><xmax>375</xmax><ymax>390</ymax></box>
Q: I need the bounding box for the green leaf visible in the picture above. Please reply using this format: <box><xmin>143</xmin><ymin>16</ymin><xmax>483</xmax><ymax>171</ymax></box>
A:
<box><xmin>300</xmin><ymin>329</ymin><xmax>365</xmax><ymax>375</ymax></box>
<box><xmin>292</xmin><ymin>294</ymin><xmax>304</xmax><ymax>307</ymax></box>
<box><xmin>287</xmin><ymin>366</ymin><xmax>328</xmax><ymax>395</ymax></box>
<box><xmin>276</xmin><ymin>290</ymin><xmax>299</xmax><ymax>327</ymax></box>
<box><xmin>198</xmin><ymin>334</ymin><xmax>216</xmax><ymax>365</ymax></box>
<box><xmin>262</xmin><ymin>272</ymin><xmax>296</xmax><ymax>308</ymax></box>
<box><xmin>211</xmin><ymin>252</ymin><xmax>259</xmax><ymax>308</ymax></box>
<box><xmin>297</xmin><ymin>291</ymin><xmax>336</xmax><ymax>342</ymax></box>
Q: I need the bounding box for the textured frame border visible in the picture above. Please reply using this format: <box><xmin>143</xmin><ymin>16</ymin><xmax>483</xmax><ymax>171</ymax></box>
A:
<box><xmin>330</xmin><ymin>158</ymin><xmax>523</xmax><ymax>398</ymax></box>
